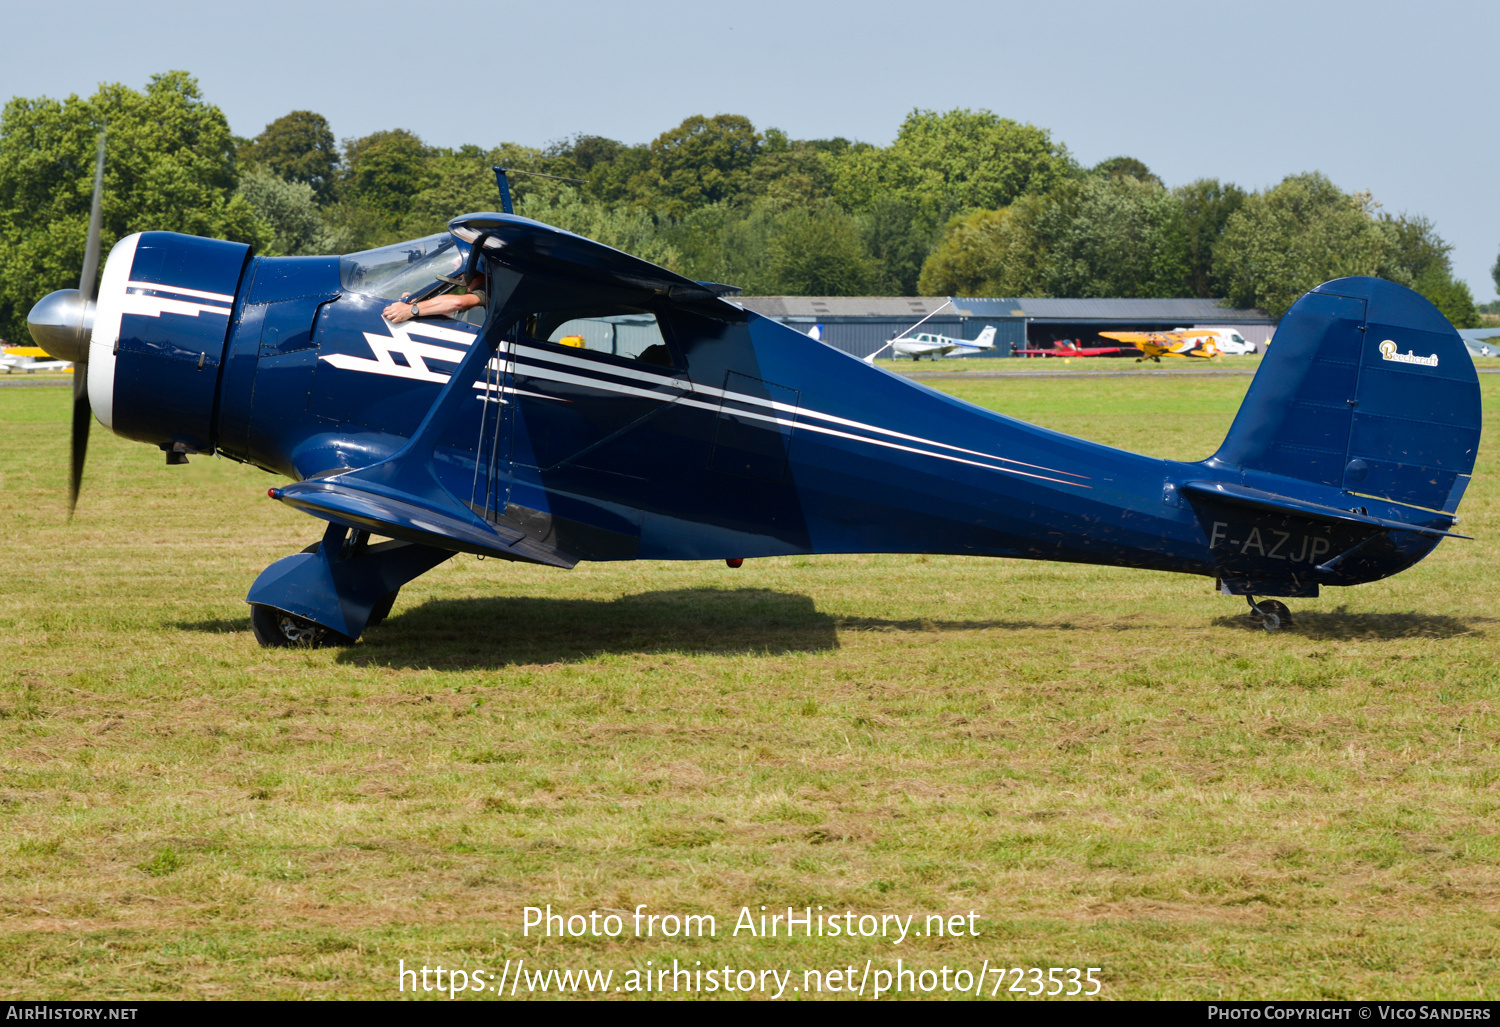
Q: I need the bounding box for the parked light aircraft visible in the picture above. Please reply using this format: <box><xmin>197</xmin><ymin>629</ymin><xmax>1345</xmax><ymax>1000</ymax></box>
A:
<box><xmin>864</xmin><ymin>325</ymin><xmax>998</xmax><ymax>362</ymax></box>
<box><xmin>24</xmin><ymin>155</ymin><xmax>1482</xmax><ymax>645</ymax></box>
<box><xmin>1</xmin><ymin>346</ymin><xmax>72</xmax><ymax>373</ymax></box>
<box><xmin>1014</xmin><ymin>339</ymin><xmax>1135</xmax><ymax>358</ymax></box>
<box><xmin>1100</xmin><ymin>329</ymin><xmax>1220</xmax><ymax>363</ymax></box>
<box><xmin>1457</xmin><ymin>328</ymin><xmax>1500</xmax><ymax>359</ymax></box>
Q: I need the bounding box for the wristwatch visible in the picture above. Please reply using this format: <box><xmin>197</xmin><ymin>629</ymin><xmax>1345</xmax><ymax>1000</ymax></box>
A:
<box><xmin>410</xmin><ymin>304</ymin><xmax>420</xmax><ymax>318</ymax></box>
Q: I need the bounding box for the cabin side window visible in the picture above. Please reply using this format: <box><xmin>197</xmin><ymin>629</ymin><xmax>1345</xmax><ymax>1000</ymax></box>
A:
<box><xmin>522</xmin><ymin>310</ymin><xmax>675</xmax><ymax>368</ymax></box>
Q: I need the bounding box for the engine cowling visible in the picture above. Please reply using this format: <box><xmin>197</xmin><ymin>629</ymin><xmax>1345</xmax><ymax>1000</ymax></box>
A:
<box><xmin>88</xmin><ymin>231</ymin><xmax>251</xmax><ymax>454</ymax></box>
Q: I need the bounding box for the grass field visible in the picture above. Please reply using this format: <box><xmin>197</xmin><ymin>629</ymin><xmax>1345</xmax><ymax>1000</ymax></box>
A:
<box><xmin>1</xmin><ymin>372</ymin><xmax>1496</xmax><ymax>1001</ymax></box>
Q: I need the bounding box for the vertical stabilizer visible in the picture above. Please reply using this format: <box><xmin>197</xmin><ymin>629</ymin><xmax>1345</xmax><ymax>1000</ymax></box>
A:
<box><xmin>1211</xmin><ymin>277</ymin><xmax>1480</xmax><ymax>512</ymax></box>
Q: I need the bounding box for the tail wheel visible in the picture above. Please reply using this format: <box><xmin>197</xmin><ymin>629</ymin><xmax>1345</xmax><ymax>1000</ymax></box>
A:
<box><xmin>250</xmin><ymin>604</ymin><xmax>354</xmax><ymax>648</ymax></box>
<box><xmin>1248</xmin><ymin>600</ymin><xmax>1293</xmax><ymax>632</ymax></box>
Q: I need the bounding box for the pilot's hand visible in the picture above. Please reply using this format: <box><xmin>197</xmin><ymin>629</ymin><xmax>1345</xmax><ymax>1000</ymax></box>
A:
<box><xmin>383</xmin><ymin>301</ymin><xmax>414</xmax><ymax>323</ymax></box>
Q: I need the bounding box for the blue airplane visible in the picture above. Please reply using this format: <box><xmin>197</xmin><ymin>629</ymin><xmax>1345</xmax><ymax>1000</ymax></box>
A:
<box><xmin>25</xmin><ymin>162</ymin><xmax>1482</xmax><ymax>644</ymax></box>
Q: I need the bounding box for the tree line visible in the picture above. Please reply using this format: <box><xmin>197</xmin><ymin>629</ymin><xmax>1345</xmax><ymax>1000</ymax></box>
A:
<box><xmin>0</xmin><ymin>72</ymin><xmax>1487</xmax><ymax>346</ymax></box>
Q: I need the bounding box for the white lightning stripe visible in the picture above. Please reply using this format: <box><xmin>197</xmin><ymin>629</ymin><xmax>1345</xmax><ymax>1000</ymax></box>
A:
<box><xmin>511</xmin><ymin>343</ymin><xmax>1085</xmax><ymax>479</ymax></box>
<box><xmin>323</xmin><ymin>352</ymin><xmax>447</xmax><ymax>383</ymax></box>
<box><xmin>321</xmin><ymin>331</ymin><xmax>1086</xmax><ymax>486</ymax></box>
<box><xmin>473</xmin><ymin>380</ymin><xmax>568</xmax><ymax>403</ymax></box>
<box><xmin>120</xmin><ymin>294</ymin><xmax>232</xmax><ymax>319</ymax></box>
<box><xmin>503</xmin><ymin>362</ymin><xmax>1086</xmax><ymax>487</ymax></box>
<box><xmin>511</xmin><ymin>342</ymin><xmax>691</xmax><ymax>390</ymax></box>
<box><xmin>125</xmin><ymin>280</ymin><xmax>234</xmax><ymax>304</ymax></box>
<box><xmin>506</xmin><ymin>360</ymin><xmax>687</xmax><ymax>405</ymax></box>
<box><xmin>667</xmin><ymin>394</ymin><xmax>1089</xmax><ymax>488</ymax></box>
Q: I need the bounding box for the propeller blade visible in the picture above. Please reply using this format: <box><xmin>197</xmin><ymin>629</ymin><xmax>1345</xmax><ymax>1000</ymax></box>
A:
<box><xmin>78</xmin><ymin>130</ymin><xmax>106</xmax><ymax>304</ymax></box>
<box><xmin>69</xmin><ymin>377</ymin><xmax>90</xmax><ymax>517</ymax></box>
<box><xmin>69</xmin><ymin>127</ymin><xmax>104</xmax><ymax>518</ymax></box>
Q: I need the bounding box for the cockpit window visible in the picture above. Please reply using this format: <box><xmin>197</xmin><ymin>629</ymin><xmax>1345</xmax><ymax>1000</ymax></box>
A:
<box><xmin>339</xmin><ymin>234</ymin><xmax>463</xmax><ymax>299</ymax></box>
<box><xmin>523</xmin><ymin>310</ymin><xmax>674</xmax><ymax>367</ymax></box>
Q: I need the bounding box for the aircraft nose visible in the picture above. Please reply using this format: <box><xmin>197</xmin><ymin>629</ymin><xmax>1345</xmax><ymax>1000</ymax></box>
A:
<box><xmin>27</xmin><ymin>289</ymin><xmax>94</xmax><ymax>364</ymax></box>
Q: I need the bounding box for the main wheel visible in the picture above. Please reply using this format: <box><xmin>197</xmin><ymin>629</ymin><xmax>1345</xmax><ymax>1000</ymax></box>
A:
<box><xmin>250</xmin><ymin>604</ymin><xmax>354</xmax><ymax>648</ymax></box>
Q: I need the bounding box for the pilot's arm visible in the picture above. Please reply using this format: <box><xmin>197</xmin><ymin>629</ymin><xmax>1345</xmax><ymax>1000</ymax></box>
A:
<box><xmin>383</xmin><ymin>284</ymin><xmax>487</xmax><ymax>323</ymax></box>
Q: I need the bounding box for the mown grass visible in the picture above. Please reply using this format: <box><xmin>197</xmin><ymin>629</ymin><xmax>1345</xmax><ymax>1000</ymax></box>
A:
<box><xmin>0</xmin><ymin>373</ymin><xmax>1496</xmax><ymax>1001</ymax></box>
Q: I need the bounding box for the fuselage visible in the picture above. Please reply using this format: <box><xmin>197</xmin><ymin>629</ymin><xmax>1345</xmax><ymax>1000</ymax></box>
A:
<box><xmin>79</xmin><ymin>228</ymin><xmax>1455</xmax><ymax>595</ymax></box>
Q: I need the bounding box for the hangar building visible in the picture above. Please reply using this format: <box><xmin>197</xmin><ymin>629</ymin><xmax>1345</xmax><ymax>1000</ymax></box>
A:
<box><xmin>736</xmin><ymin>296</ymin><xmax>1275</xmax><ymax>358</ymax></box>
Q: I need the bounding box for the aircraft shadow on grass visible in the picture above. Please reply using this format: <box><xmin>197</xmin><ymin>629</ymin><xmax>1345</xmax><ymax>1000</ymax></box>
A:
<box><xmin>345</xmin><ymin>589</ymin><xmax>1135</xmax><ymax>668</ymax></box>
<box><xmin>338</xmin><ymin>587</ymin><xmax>839</xmax><ymax>668</ymax></box>
<box><xmin>175</xmin><ymin>617</ymin><xmax>253</xmax><ymax>633</ymax></box>
<box><xmin>1210</xmin><ymin>608</ymin><xmax>1491</xmax><ymax>640</ymax></box>
<box><xmin>174</xmin><ymin>595</ymin><xmax>1489</xmax><ymax>664</ymax></box>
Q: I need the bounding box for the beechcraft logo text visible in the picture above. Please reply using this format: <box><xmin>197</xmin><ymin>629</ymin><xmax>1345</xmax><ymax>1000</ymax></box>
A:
<box><xmin>1379</xmin><ymin>339</ymin><xmax>1439</xmax><ymax>367</ymax></box>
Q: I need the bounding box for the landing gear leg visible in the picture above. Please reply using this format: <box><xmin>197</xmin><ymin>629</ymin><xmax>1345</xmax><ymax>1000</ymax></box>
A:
<box><xmin>245</xmin><ymin>522</ymin><xmax>452</xmax><ymax>647</ymax></box>
<box><xmin>1246</xmin><ymin>596</ymin><xmax>1293</xmax><ymax>632</ymax></box>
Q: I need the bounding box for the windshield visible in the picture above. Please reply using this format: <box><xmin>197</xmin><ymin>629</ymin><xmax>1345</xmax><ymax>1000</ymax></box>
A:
<box><xmin>339</xmin><ymin>234</ymin><xmax>463</xmax><ymax>299</ymax></box>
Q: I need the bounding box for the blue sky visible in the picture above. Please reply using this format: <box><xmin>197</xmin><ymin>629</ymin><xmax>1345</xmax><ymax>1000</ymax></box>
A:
<box><xmin>6</xmin><ymin>0</ymin><xmax>1496</xmax><ymax>299</ymax></box>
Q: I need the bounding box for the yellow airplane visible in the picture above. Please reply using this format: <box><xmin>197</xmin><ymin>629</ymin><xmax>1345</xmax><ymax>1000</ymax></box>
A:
<box><xmin>2</xmin><ymin>345</ymin><xmax>72</xmax><ymax>373</ymax></box>
<box><xmin>1099</xmin><ymin>330</ymin><xmax>1219</xmax><ymax>363</ymax></box>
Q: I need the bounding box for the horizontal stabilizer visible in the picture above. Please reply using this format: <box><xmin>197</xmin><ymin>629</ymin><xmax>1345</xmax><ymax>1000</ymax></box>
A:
<box><xmin>1180</xmin><ymin>481</ymin><xmax>1468</xmax><ymax>540</ymax></box>
<box><xmin>271</xmin><ymin>480</ymin><xmax>576</xmax><ymax>568</ymax></box>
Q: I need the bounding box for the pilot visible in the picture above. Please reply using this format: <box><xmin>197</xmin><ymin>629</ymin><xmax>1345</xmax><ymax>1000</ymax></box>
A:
<box><xmin>382</xmin><ymin>270</ymin><xmax>487</xmax><ymax>324</ymax></box>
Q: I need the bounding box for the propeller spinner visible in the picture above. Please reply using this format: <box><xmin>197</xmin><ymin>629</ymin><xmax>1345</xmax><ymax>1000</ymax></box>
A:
<box><xmin>27</xmin><ymin>130</ymin><xmax>105</xmax><ymax>515</ymax></box>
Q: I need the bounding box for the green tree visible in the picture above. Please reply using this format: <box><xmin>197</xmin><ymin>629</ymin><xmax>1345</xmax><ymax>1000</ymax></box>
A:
<box><xmin>538</xmin><ymin>188</ymin><xmax>683</xmax><ymax>272</ymax></box>
<box><xmin>1378</xmin><ymin>212</ymin><xmax>1451</xmax><ymax>283</ymax></box>
<box><xmin>554</xmin><ymin>133</ymin><xmax>627</xmax><ymax>173</ymax></box>
<box><xmin>583</xmin><ymin>143</ymin><xmax>651</xmax><ymax>206</ymax></box>
<box><xmin>1372</xmin><ymin>212</ymin><xmax>1478</xmax><ymax>327</ymax></box>
<box><xmin>341</xmin><ymin>129</ymin><xmax>431</xmax><ymax>214</ymax></box>
<box><xmin>918</xmin><ymin>176</ymin><xmax>1187</xmax><ymax>298</ymax></box>
<box><xmin>0</xmin><ymin>71</ymin><xmax>266</xmax><ymax>344</ymax></box>
<box><xmin>1412</xmin><ymin>267</ymin><xmax>1480</xmax><ymax>328</ymax></box>
<box><xmin>631</xmin><ymin>114</ymin><xmax>762</xmax><ymax>218</ymax></box>
<box><xmin>760</xmin><ymin>201</ymin><xmax>880</xmax><ymax>295</ymax></box>
<box><xmin>829</xmin><ymin>108</ymin><xmax>1075</xmax><ymax>220</ymax></box>
<box><xmin>917</xmin><ymin>200</ymin><xmax>1047</xmax><ymax>296</ymax></box>
<box><xmin>856</xmin><ymin>194</ymin><xmax>940</xmax><ymax>294</ymax></box>
<box><xmin>1213</xmin><ymin>173</ymin><xmax>1391</xmax><ymax>318</ymax></box>
<box><xmin>246</xmin><ymin>111</ymin><xmax>338</xmax><ymax>203</ymax></box>
<box><xmin>237</xmin><ymin>167</ymin><xmax>321</xmax><ymax>255</ymax></box>
<box><xmin>1093</xmin><ymin>156</ymin><xmax>1161</xmax><ymax>186</ymax></box>
<box><xmin>1174</xmin><ymin>178</ymin><xmax>1245</xmax><ymax>297</ymax></box>
<box><xmin>744</xmin><ymin>143</ymin><xmax>835</xmax><ymax>209</ymax></box>
<box><xmin>1029</xmin><ymin>176</ymin><xmax>1187</xmax><ymax>298</ymax></box>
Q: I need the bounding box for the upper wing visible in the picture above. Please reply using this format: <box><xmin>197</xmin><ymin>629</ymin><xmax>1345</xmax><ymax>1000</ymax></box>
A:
<box><xmin>449</xmin><ymin>212</ymin><xmax>742</xmax><ymax>316</ymax></box>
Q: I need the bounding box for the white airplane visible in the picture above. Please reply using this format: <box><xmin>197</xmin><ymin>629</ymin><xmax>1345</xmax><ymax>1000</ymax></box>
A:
<box><xmin>864</xmin><ymin>324</ymin><xmax>999</xmax><ymax>362</ymax></box>
<box><xmin>1</xmin><ymin>346</ymin><xmax>72</xmax><ymax>373</ymax></box>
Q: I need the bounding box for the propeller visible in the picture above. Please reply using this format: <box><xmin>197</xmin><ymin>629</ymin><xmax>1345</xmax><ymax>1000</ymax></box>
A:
<box><xmin>26</xmin><ymin>129</ymin><xmax>105</xmax><ymax>516</ymax></box>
